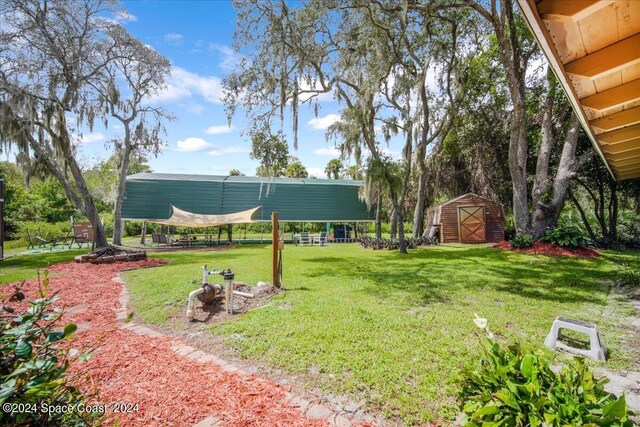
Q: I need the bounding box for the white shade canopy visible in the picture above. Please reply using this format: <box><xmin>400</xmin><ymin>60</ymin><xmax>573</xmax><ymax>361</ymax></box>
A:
<box><xmin>153</xmin><ymin>206</ymin><xmax>260</xmax><ymax>227</ymax></box>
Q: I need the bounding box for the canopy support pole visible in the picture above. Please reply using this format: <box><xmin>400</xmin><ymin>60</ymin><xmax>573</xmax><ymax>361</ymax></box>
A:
<box><xmin>272</xmin><ymin>212</ymin><xmax>280</xmax><ymax>288</ymax></box>
<box><xmin>140</xmin><ymin>221</ymin><xmax>147</xmax><ymax>245</ymax></box>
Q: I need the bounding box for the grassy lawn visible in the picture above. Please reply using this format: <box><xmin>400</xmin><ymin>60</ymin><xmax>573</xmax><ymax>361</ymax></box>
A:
<box><xmin>0</xmin><ymin>249</ymin><xmax>87</xmax><ymax>284</ymax></box>
<box><xmin>123</xmin><ymin>244</ymin><xmax>638</xmax><ymax>424</ymax></box>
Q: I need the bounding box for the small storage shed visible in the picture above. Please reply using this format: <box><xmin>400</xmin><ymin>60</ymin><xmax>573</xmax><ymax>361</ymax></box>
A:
<box><xmin>426</xmin><ymin>193</ymin><xmax>504</xmax><ymax>243</ymax></box>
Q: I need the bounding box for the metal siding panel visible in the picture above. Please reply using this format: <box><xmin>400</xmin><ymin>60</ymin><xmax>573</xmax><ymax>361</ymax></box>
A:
<box><xmin>122</xmin><ymin>178</ymin><xmax>224</xmax><ymax>219</ymax></box>
<box><xmin>122</xmin><ymin>174</ymin><xmax>372</xmax><ymax>222</ymax></box>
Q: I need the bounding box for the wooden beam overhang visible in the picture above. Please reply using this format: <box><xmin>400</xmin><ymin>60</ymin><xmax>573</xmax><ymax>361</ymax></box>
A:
<box><xmin>608</xmin><ymin>157</ymin><xmax>640</xmax><ymax>167</ymax></box>
<box><xmin>537</xmin><ymin>0</ymin><xmax>613</xmax><ymax>22</ymax></box>
<box><xmin>580</xmin><ymin>79</ymin><xmax>640</xmax><ymax>111</ymax></box>
<box><xmin>517</xmin><ymin>0</ymin><xmax>640</xmax><ymax>180</ymax></box>
<box><xmin>565</xmin><ymin>34</ymin><xmax>640</xmax><ymax>79</ymax></box>
<box><xmin>590</xmin><ymin>106</ymin><xmax>640</xmax><ymax>132</ymax></box>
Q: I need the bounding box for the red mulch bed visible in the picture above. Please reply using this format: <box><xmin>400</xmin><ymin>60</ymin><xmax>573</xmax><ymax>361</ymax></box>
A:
<box><xmin>8</xmin><ymin>259</ymin><xmax>327</xmax><ymax>427</ymax></box>
<box><xmin>494</xmin><ymin>241</ymin><xmax>600</xmax><ymax>258</ymax></box>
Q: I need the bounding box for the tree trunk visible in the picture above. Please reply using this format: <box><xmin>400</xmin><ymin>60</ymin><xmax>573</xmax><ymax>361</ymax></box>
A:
<box><xmin>530</xmin><ymin>67</ymin><xmax>556</xmax><ymax>238</ymax></box>
<box><xmin>413</xmin><ymin>173</ymin><xmax>427</xmax><ymax>237</ymax></box>
<box><xmin>390</xmin><ymin>207</ymin><xmax>397</xmax><ymax>240</ymax></box>
<box><xmin>141</xmin><ymin>221</ymin><xmax>147</xmax><ymax>245</ymax></box>
<box><xmin>596</xmin><ymin>181</ymin><xmax>608</xmax><ymax>237</ymax></box>
<box><xmin>113</xmin><ymin>145</ymin><xmax>133</xmax><ymax>246</ymax></box>
<box><xmin>85</xmin><ymin>197</ymin><xmax>108</xmax><ymax>248</ymax></box>
<box><xmin>635</xmin><ymin>183</ymin><xmax>640</xmax><ymax>214</ymax></box>
<box><xmin>54</xmin><ymin>126</ymin><xmax>109</xmax><ymax>248</ymax></box>
<box><xmin>508</xmin><ymin>99</ymin><xmax>530</xmax><ymax>234</ymax></box>
<box><xmin>530</xmin><ymin>116</ymin><xmax>582</xmax><ymax>239</ymax></box>
<box><xmin>568</xmin><ymin>190</ymin><xmax>596</xmax><ymax>241</ymax></box>
<box><xmin>495</xmin><ymin>13</ymin><xmax>529</xmax><ymax>234</ymax></box>
<box><xmin>375</xmin><ymin>191</ymin><xmax>382</xmax><ymax>239</ymax></box>
<box><xmin>467</xmin><ymin>1</ymin><xmax>530</xmax><ymax>233</ymax></box>
<box><xmin>608</xmin><ymin>179</ymin><xmax>618</xmax><ymax>240</ymax></box>
<box><xmin>396</xmin><ymin>206</ymin><xmax>407</xmax><ymax>254</ymax></box>
<box><xmin>22</xmin><ymin>127</ymin><xmax>109</xmax><ymax>248</ymax></box>
<box><xmin>227</xmin><ymin>224</ymin><xmax>233</xmax><ymax>242</ymax></box>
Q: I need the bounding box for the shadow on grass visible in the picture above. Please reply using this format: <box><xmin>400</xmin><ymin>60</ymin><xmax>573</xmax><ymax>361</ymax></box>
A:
<box><xmin>0</xmin><ymin>249</ymin><xmax>88</xmax><ymax>285</ymax></box>
<box><xmin>298</xmin><ymin>246</ymin><xmax>614</xmax><ymax>307</ymax></box>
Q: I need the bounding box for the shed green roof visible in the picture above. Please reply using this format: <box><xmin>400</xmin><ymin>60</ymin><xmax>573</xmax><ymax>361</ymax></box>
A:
<box><xmin>121</xmin><ymin>173</ymin><xmax>373</xmax><ymax>222</ymax></box>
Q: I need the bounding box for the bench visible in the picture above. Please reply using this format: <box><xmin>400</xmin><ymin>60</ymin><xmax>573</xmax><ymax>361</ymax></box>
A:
<box><xmin>544</xmin><ymin>316</ymin><xmax>606</xmax><ymax>361</ymax></box>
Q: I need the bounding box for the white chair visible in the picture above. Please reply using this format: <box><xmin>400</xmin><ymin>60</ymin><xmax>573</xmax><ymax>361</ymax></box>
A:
<box><xmin>299</xmin><ymin>232</ymin><xmax>311</xmax><ymax>246</ymax></box>
<box><xmin>313</xmin><ymin>232</ymin><xmax>327</xmax><ymax>246</ymax></box>
<box><xmin>544</xmin><ymin>316</ymin><xmax>606</xmax><ymax>361</ymax></box>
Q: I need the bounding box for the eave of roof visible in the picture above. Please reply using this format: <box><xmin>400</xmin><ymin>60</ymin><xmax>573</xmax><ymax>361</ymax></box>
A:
<box><xmin>517</xmin><ymin>0</ymin><xmax>640</xmax><ymax>181</ymax></box>
<box><xmin>127</xmin><ymin>172</ymin><xmax>363</xmax><ymax>186</ymax></box>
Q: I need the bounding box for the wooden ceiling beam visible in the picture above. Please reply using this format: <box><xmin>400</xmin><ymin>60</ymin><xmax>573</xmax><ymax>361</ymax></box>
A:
<box><xmin>603</xmin><ymin>148</ymin><xmax>640</xmax><ymax>161</ymax></box>
<box><xmin>612</xmin><ymin>161</ymin><xmax>640</xmax><ymax>171</ymax></box>
<box><xmin>601</xmin><ymin>138</ymin><xmax>640</xmax><ymax>154</ymax></box>
<box><xmin>590</xmin><ymin>105</ymin><xmax>640</xmax><ymax>132</ymax></box>
<box><xmin>537</xmin><ymin>0</ymin><xmax>613</xmax><ymax>22</ymax></box>
<box><xmin>608</xmin><ymin>157</ymin><xmax>640</xmax><ymax>167</ymax></box>
<box><xmin>597</xmin><ymin>124</ymin><xmax>640</xmax><ymax>144</ymax></box>
<box><xmin>565</xmin><ymin>33</ymin><xmax>640</xmax><ymax>79</ymax></box>
<box><xmin>580</xmin><ymin>78</ymin><xmax>640</xmax><ymax>111</ymax></box>
<box><xmin>615</xmin><ymin>170</ymin><xmax>640</xmax><ymax>180</ymax></box>
<box><xmin>604</xmin><ymin>150</ymin><xmax>640</xmax><ymax>161</ymax></box>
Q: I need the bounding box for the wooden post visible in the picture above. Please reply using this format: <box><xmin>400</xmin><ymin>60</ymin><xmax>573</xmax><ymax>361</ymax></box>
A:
<box><xmin>272</xmin><ymin>212</ymin><xmax>280</xmax><ymax>288</ymax></box>
<box><xmin>141</xmin><ymin>221</ymin><xmax>147</xmax><ymax>245</ymax></box>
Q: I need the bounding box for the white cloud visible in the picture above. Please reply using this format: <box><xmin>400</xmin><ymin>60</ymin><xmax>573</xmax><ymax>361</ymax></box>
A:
<box><xmin>298</xmin><ymin>79</ymin><xmax>334</xmax><ymax>102</ymax></box>
<box><xmin>313</xmin><ymin>147</ymin><xmax>341</xmax><ymax>157</ymax></box>
<box><xmin>80</xmin><ymin>132</ymin><xmax>105</xmax><ymax>145</ymax></box>
<box><xmin>308</xmin><ymin>114</ymin><xmax>341</xmax><ymax>130</ymax></box>
<box><xmin>148</xmin><ymin>80</ymin><xmax>191</xmax><ymax>104</ymax></box>
<box><xmin>164</xmin><ymin>33</ymin><xmax>184</xmax><ymax>45</ymax></box>
<box><xmin>114</xmin><ymin>9</ymin><xmax>137</xmax><ymax>22</ymax></box>
<box><xmin>209</xmin><ymin>44</ymin><xmax>243</xmax><ymax>71</ymax></box>
<box><xmin>175</xmin><ymin>137</ymin><xmax>213</xmax><ymax>152</ymax></box>
<box><xmin>148</xmin><ymin>66</ymin><xmax>223</xmax><ymax>105</ymax></box>
<box><xmin>187</xmin><ymin>103</ymin><xmax>204</xmax><ymax>115</ymax></box>
<box><xmin>204</xmin><ymin>124</ymin><xmax>236</xmax><ymax>135</ymax></box>
<box><xmin>208</xmin><ymin>146</ymin><xmax>250</xmax><ymax>156</ymax></box>
<box><xmin>380</xmin><ymin>147</ymin><xmax>401</xmax><ymax>160</ymax></box>
<box><xmin>307</xmin><ymin>167</ymin><xmax>326</xmax><ymax>179</ymax></box>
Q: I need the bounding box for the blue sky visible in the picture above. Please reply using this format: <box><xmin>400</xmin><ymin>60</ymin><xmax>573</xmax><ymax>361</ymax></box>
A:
<box><xmin>72</xmin><ymin>1</ymin><xmax>376</xmax><ymax>178</ymax></box>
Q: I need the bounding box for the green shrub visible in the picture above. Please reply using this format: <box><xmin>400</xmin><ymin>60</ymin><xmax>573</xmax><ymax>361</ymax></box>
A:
<box><xmin>504</xmin><ymin>215</ymin><xmax>516</xmax><ymax>241</ymax></box>
<box><xmin>543</xmin><ymin>225</ymin><xmax>588</xmax><ymax>248</ymax></box>
<box><xmin>619</xmin><ymin>213</ymin><xmax>640</xmax><ymax>249</ymax></box>
<box><xmin>0</xmin><ymin>272</ymin><xmax>100</xmax><ymax>425</ymax></box>
<box><xmin>100</xmin><ymin>211</ymin><xmax>114</xmax><ymax>237</ymax></box>
<box><xmin>510</xmin><ymin>233</ymin><xmax>533</xmax><ymax>249</ymax></box>
<box><xmin>359</xmin><ymin>236</ymin><xmax>438</xmax><ymax>250</ymax></box>
<box><xmin>592</xmin><ymin>236</ymin><xmax>626</xmax><ymax>250</ymax></box>
<box><xmin>614</xmin><ymin>264</ymin><xmax>640</xmax><ymax>289</ymax></box>
<box><xmin>19</xmin><ymin>221</ymin><xmax>71</xmax><ymax>242</ymax></box>
<box><xmin>459</xmin><ymin>336</ymin><xmax>634</xmax><ymax>427</ymax></box>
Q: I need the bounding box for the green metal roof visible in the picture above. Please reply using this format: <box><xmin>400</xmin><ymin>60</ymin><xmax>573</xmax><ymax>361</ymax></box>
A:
<box><xmin>121</xmin><ymin>173</ymin><xmax>373</xmax><ymax>222</ymax></box>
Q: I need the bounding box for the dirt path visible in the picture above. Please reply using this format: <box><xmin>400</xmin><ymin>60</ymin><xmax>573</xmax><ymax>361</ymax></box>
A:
<box><xmin>14</xmin><ymin>260</ymin><xmax>339</xmax><ymax>427</ymax></box>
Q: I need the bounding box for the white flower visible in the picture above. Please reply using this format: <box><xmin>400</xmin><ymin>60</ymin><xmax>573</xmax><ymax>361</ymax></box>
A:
<box><xmin>473</xmin><ymin>313</ymin><xmax>488</xmax><ymax>329</ymax></box>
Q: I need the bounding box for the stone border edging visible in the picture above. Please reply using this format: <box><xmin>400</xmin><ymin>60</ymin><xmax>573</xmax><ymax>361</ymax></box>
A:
<box><xmin>113</xmin><ymin>275</ymin><xmax>380</xmax><ymax>427</ymax></box>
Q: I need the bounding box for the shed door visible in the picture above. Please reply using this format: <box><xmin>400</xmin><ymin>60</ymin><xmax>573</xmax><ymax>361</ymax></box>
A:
<box><xmin>458</xmin><ymin>206</ymin><xmax>486</xmax><ymax>242</ymax></box>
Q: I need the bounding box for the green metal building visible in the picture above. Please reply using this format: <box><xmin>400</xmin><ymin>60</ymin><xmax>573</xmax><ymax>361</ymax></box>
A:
<box><xmin>121</xmin><ymin>173</ymin><xmax>373</xmax><ymax>223</ymax></box>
